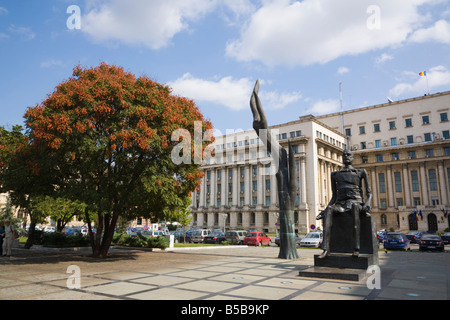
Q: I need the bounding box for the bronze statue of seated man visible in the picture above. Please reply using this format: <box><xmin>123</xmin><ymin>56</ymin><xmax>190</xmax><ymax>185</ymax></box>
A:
<box><xmin>316</xmin><ymin>149</ymin><xmax>372</xmax><ymax>259</ymax></box>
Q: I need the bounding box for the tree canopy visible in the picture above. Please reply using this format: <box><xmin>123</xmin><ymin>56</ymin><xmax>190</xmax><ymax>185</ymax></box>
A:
<box><xmin>2</xmin><ymin>63</ymin><xmax>212</xmax><ymax>258</ymax></box>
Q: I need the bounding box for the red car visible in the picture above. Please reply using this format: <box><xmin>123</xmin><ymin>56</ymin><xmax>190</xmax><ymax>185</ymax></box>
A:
<box><xmin>243</xmin><ymin>232</ymin><xmax>272</xmax><ymax>246</ymax></box>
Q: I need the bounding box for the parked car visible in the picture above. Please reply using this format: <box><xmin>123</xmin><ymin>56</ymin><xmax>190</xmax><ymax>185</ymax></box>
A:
<box><xmin>419</xmin><ymin>234</ymin><xmax>445</xmax><ymax>252</ymax></box>
<box><xmin>441</xmin><ymin>232</ymin><xmax>450</xmax><ymax>244</ymax></box>
<box><xmin>204</xmin><ymin>232</ymin><xmax>226</xmax><ymax>244</ymax></box>
<box><xmin>300</xmin><ymin>231</ymin><xmax>323</xmax><ymax>248</ymax></box>
<box><xmin>377</xmin><ymin>230</ymin><xmax>387</xmax><ymax>243</ymax></box>
<box><xmin>406</xmin><ymin>231</ymin><xmax>425</xmax><ymax>243</ymax></box>
<box><xmin>243</xmin><ymin>232</ymin><xmax>272</xmax><ymax>246</ymax></box>
<box><xmin>64</xmin><ymin>226</ymin><xmax>83</xmax><ymax>236</ymax></box>
<box><xmin>140</xmin><ymin>230</ymin><xmax>166</xmax><ymax>238</ymax></box>
<box><xmin>383</xmin><ymin>232</ymin><xmax>411</xmax><ymax>251</ymax></box>
<box><xmin>190</xmin><ymin>229</ymin><xmax>211</xmax><ymax>243</ymax></box>
<box><xmin>173</xmin><ymin>231</ymin><xmax>190</xmax><ymax>243</ymax></box>
<box><xmin>43</xmin><ymin>226</ymin><xmax>56</xmax><ymax>233</ymax></box>
<box><xmin>225</xmin><ymin>230</ymin><xmax>247</xmax><ymax>245</ymax></box>
<box><xmin>275</xmin><ymin>234</ymin><xmax>302</xmax><ymax>247</ymax></box>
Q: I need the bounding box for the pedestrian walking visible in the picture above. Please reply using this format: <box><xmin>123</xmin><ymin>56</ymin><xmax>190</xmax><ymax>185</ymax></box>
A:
<box><xmin>2</xmin><ymin>218</ymin><xmax>15</xmax><ymax>257</ymax></box>
<box><xmin>0</xmin><ymin>222</ymin><xmax>4</xmax><ymax>256</ymax></box>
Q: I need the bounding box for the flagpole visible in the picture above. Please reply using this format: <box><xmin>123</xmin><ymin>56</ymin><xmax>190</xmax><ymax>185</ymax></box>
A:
<box><xmin>426</xmin><ymin>74</ymin><xmax>430</xmax><ymax>95</ymax></box>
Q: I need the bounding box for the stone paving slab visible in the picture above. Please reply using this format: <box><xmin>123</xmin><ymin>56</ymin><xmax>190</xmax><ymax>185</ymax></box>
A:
<box><xmin>0</xmin><ymin>245</ymin><xmax>448</xmax><ymax>304</ymax></box>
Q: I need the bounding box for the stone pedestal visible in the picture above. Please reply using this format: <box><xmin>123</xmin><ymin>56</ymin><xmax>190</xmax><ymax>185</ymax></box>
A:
<box><xmin>298</xmin><ymin>213</ymin><xmax>379</xmax><ymax>282</ymax></box>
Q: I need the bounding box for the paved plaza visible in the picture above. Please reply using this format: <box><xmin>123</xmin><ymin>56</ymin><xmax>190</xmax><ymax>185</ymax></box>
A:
<box><xmin>0</xmin><ymin>245</ymin><xmax>449</xmax><ymax>302</ymax></box>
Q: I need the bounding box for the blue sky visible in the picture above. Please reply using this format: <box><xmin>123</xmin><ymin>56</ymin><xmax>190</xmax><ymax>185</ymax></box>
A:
<box><xmin>1</xmin><ymin>0</ymin><xmax>450</xmax><ymax>135</ymax></box>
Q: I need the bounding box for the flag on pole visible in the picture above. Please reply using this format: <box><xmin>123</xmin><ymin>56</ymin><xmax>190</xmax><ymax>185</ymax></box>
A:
<box><xmin>419</xmin><ymin>210</ymin><xmax>423</xmax><ymax>220</ymax></box>
<box><xmin>419</xmin><ymin>71</ymin><xmax>427</xmax><ymax>76</ymax></box>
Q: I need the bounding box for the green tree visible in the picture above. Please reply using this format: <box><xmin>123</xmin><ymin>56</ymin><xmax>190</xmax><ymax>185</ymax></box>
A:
<box><xmin>166</xmin><ymin>200</ymin><xmax>193</xmax><ymax>243</ymax></box>
<box><xmin>0</xmin><ymin>125</ymin><xmax>58</xmax><ymax>249</ymax></box>
<box><xmin>31</xmin><ymin>196</ymin><xmax>87</xmax><ymax>232</ymax></box>
<box><xmin>24</xmin><ymin>63</ymin><xmax>212</xmax><ymax>258</ymax></box>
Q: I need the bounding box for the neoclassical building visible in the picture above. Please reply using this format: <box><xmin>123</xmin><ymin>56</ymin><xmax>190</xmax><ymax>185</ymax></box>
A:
<box><xmin>190</xmin><ymin>90</ymin><xmax>450</xmax><ymax>234</ymax></box>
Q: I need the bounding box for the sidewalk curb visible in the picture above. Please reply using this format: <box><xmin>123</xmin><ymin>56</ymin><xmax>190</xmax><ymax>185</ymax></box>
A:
<box><xmin>165</xmin><ymin>245</ymin><xmax>248</xmax><ymax>251</ymax></box>
<box><xmin>14</xmin><ymin>244</ymin><xmax>249</xmax><ymax>253</ymax></box>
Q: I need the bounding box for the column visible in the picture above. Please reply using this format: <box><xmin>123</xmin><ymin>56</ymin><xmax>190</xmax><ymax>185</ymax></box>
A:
<box><xmin>191</xmin><ymin>190</ymin><xmax>196</xmax><ymax>209</ymax></box>
<box><xmin>221</xmin><ymin>169</ymin><xmax>226</xmax><ymax>207</ymax></box>
<box><xmin>271</xmin><ymin>166</ymin><xmax>277</xmax><ymax>206</ymax></box>
<box><xmin>300</xmin><ymin>157</ymin><xmax>307</xmax><ymax>205</ymax></box>
<box><xmin>386</xmin><ymin>165</ymin><xmax>394</xmax><ymax>207</ymax></box>
<box><xmin>319</xmin><ymin>160</ymin><xmax>325</xmax><ymax>205</ymax></box>
<box><xmin>210</xmin><ymin>169</ymin><xmax>216</xmax><ymax>208</ymax></box>
<box><xmin>419</xmin><ymin>163</ymin><xmax>429</xmax><ymax>206</ymax></box>
<box><xmin>232</xmin><ymin>166</ymin><xmax>238</xmax><ymax>206</ymax></box>
<box><xmin>438</xmin><ymin>161</ymin><xmax>449</xmax><ymax>205</ymax></box>
<box><xmin>199</xmin><ymin>176</ymin><xmax>206</xmax><ymax>208</ymax></box>
<box><xmin>326</xmin><ymin>162</ymin><xmax>332</xmax><ymax>204</ymax></box>
<box><xmin>257</xmin><ymin>164</ymin><xmax>263</xmax><ymax>206</ymax></box>
<box><xmin>244</xmin><ymin>165</ymin><xmax>250</xmax><ymax>206</ymax></box>
<box><xmin>371</xmin><ymin>169</ymin><xmax>378</xmax><ymax>208</ymax></box>
<box><xmin>402</xmin><ymin>165</ymin><xmax>411</xmax><ymax>206</ymax></box>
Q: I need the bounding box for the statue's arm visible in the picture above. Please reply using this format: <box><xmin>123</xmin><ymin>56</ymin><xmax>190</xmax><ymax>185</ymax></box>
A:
<box><xmin>250</xmin><ymin>80</ymin><xmax>281</xmax><ymax>162</ymax></box>
<box><xmin>362</xmin><ymin>169</ymin><xmax>372</xmax><ymax>211</ymax></box>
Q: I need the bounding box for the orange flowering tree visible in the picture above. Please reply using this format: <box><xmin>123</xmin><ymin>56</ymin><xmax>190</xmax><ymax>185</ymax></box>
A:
<box><xmin>24</xmin><ymin>63</ymin><xmax>213</xmax><ymax>258</ymax></box>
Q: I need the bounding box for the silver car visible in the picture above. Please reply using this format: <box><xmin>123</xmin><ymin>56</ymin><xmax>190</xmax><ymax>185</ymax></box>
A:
<box><xmin>300</xmin><ymin>231</ymin><xmax>323</xmax><ymax>248</ymax></box>
<box><xmin>190</xmin><ymin>229</ymin><xmax>212</xmax><ymax>243</ymax></box>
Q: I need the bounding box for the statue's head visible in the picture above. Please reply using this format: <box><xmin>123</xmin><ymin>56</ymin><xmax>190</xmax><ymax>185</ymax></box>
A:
<box><xmin>342</xmin><ymin>149</ymin><xmax>354</xmax><ymax>165</ymax></box>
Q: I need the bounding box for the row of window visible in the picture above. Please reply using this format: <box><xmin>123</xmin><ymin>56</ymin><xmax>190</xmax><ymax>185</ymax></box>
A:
<box><xmin>365</xmin><ymin>147</ymin><xmax>450</xmax><ymax>163</ymax></box>
<box><xmin>215</xmin><ymin>130</ymin><xmax>303</xmax><ymax>151</ymax></box>
<box><xmin>378</xmin><ymin>196</ymin><xmax>441</xmax><ymax>208</ymax></box>
<box><xmin>347</xmin><ymin>112</ymin><xmax>449</xmax><ymax>137</ymax></box>
<box><xmin>358</xmin><ymin>131</ymin><xmax>450</xmax><ymax>150</ymax></box>
<box><xmin>193</xmin><ymin>212</ymin><xmax>280</xmax><ymax>225</ymax></box>
<box><xmin>375</xmin><ymin>167</ymin><xmax>450</xmax><ymax>207</ymax></box>
<box><xmin>316</xmin><ymin>130</ymin><xmax>346</xmax><ymax>149</ymax></box>
<box><xmin>378</xmin><ymin>168</ymin><xmax>445</xmax><ymax>193</ymax></box>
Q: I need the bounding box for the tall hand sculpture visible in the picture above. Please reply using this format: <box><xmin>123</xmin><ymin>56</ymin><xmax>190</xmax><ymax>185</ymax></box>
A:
<box><xmin>250</xmin><ymin>80</ymin><xmax>300</xmax><ymax>259</ymax></box>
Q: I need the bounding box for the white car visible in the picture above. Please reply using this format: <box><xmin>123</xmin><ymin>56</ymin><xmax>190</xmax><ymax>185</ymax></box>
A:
<box><xmin>44</xmin><ymin>226</ymin><xmax>55</xmax><ymax>233</ymax></box>
<box><xmin>300</xmin><ymin>231</ymin><xmax>323</xmax><ymax>248</ymax></box>
<box><xmin>140</xmin><ymin>230</ymin><xmax>166</xmax><ymax>238</ymax></box>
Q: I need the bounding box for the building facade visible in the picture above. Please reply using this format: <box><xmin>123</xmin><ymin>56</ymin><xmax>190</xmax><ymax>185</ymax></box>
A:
<box><xmin>318</xmin><ymin>91</ymin><xmax>450</xmax><ymax>233</ymax></box>
<box><xmin>190</xmin><ymin>91</ymin><xmax>450</xmax><ymax>234</ymax></box>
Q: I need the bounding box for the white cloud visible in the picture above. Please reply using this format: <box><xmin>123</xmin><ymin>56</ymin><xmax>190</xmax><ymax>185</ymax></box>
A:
<box><xmin>40</xmin><ymin>59</ymin><xmax>64</xmax><ymax>68</ymax></box>
<box><xmin>375</xmin><ymin>53</ymin><xmax>394</xmax><ymax>64</ymax></box>
<box><xmin>389</xmin><ymin>65</ymin><xmax>450</xmax><ymax>96</ymax></box>
<box><xmin>0</xmin><ymin>7</ymin><xmax>8</xmax><ymax>15</ymax></box>
<box><xmin>8</xmin><ymin>24</ymin><xmax>35</xmax><ymax>40</ymax></box>
<box><xmin>218</xmin><ymin>0</ymin><xmax>255</xmax><ymax>26</ymax></box>
<box><xmin>337</xmin><ymin>67</ymin><xmax>350</xmax><ymax>75</ymax></box>
<box><xmin>82</xmin><ymin>0</ymin><xmax>216</xmax><ymax>49</ymax></box>
<box><xmin>259</xmin><ymin>89</ymin><xmax>302</xmax><ymax>110</ymax></box>
<box><xmin>306</xmin><ymin>99</ymin><xmax>341</xmax><ymax>115</ymax></box>
<box><xmin>226</xmin><ymin>0</ymin><xmax>439</xmax><ymax>67</ymax></box>
<box><xmin>409</xmin><ymin>19</ymin><xmax>450</xmax><ymax>44</ymax></box>
<box><xmin>167</xmin><ymin>73</ymin><xmax>301</xmax><ymax>111</ymax></box>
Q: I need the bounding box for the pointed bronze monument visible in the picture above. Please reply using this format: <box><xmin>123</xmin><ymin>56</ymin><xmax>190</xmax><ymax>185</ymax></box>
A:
<box><xmin>250</xmin><ymin>80</ymin><xmax>299</xmax><ymax>259</ymax></box>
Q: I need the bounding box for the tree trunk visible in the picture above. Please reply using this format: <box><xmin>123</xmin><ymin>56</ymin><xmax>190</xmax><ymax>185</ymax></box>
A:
<box><xmin>24</xmin><ymin>219</ymin><xmax>36</xmax><ymax>249</ymax></box>
<box><xmin>99</xmin><ymin>211</ymin><xmax>120</xmax><ymax>258</ymax></box>
<box><xmin>85</xmin><ymin>209</ymin><xmax>100</xmax><ymax>257</ymax></box>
